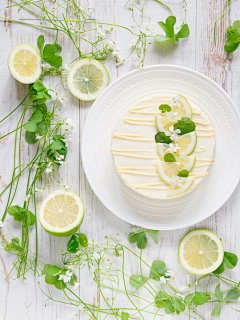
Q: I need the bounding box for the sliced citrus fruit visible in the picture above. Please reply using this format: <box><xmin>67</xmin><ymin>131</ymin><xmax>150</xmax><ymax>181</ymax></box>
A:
<box><xmin>175</xmin><ymin>155</ymin><xmax>196</xmax><ymax>171</ymax></box>
<box><xmin>178</xmin><ymin>229</ymin><xmax>224</xmax><ymax>275</ymax></box>
<box><xmin>177</xmin><ymin>132</ymin><xmax>197</xmax><ymax>156</ymax></box>
<box><xmin>39</xmin><ymin>189</ymin><xmax>84</xmax><ymax>237</ymax></box>
<box><xmin>67</xmin><ymin>58</ymin><xmax>109</xmax><ymax>101</ymax></box>
<box><xmin>156</xmin><ymin>160</ymin><xmax>180</xmax><ymax>184</ymax></box>
<box><xmin>155</xmin><ymin>115</ymin><xmax>174</xmax><ymax>133</ymax></box>
<box><xmin>8</xmin><ymin>44</ymin><xmax>42</xmax><ymax>84</ymax></box>
<box><xmin>171</xmin><ymin>94</ymin><xmax>192</xmax><ymax>119</ymax></box>
<box><xmin>167</xmin><ymin>177</ymin><xmax>194</xmax><ymax>197</ymax></box>
<box><xmin>156</xmin><ymin>143</ymin><xmax>178</xmax><ymax>161</ymax></box>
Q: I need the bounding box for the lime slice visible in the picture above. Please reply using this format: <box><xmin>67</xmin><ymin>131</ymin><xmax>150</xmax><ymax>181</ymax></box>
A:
<box><xmin>155</xmin><ymin>115</ymin><xmax>174</xmax><ymax>133</ymax></box>
<box><xmin>67</xmin><ymin>58</ymin><xmax>109</xmax><ymax>101</ymax></box>
<box><xmin>39</xmin><ymin>189</ymin><xmax>84</xmax><ymax>237</ymax></box>
<box><xmin>8</xmin><ymin>44</ymin><xmax>42</xmax><ymax>84</ymax></box>
<box><xmin>178</xmin><ymin>229</ymin><xmax>224</xmax><ymax>275</ymax></box>
<box><xmin>167</xmin><ymin>177</ymin><xmax>194</xmax><ymax>197</ymax></box>
<box><xmin>175</xmin><ymin>155</ymin><xmax>196</xmax><ymax>171</ymax></box>
<box><xmin>171</xmin><ymin>94</ymin><xmax>192</xmax><ymax>119</ymax></box>
<box><xmin>177</xmin><ymin>132</ymin><xmax>197</xmax><ymax>156</ymax></box>
<box><xmin>156</xmin><ymin>160</ymin><xmax>180</xmax><ymax>184</ymax></box>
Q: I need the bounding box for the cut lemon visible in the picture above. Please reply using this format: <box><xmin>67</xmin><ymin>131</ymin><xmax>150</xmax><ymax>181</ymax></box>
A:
<box><xmin>39</xmin><ymin>189</ymin><xmax>84</xmax><ymax>237</ymax></box>
<box><xmin>175</xmin><ymin>155</ymin><xmax>196</xmax><ymax>171</ymax></box>
<box><xmin>67</xmin><ymin>58</ymin><xmax>109</xmax><ymax>101</ymax></box>
<box><xmin>156</xmin><ymin>143</ymin><xmax>178</xmax><ymax>161</ymax></box>
<box><xmin>156</xmin><ymin>160</ymin><xmax>180</xmax><ymax>184</ymax></box>
<box><xmin>171</xmin><ymin>94</ymin><xmax>192</xmax><ymax>119</ymax></box>
<box><xmin>167</xmin><ymin>177</ymin><xmax>193</xmax><ymax>197</ymax></box>
<box><xmin>178</xmin><ymin>229</ymin><xmax>224</xmax><ymax>275</ymax></box>
<box><xmin>177</xmin><ymin>132</ymin><xmax>197</xmax><ymax>156</ymax></box>
<box><xmin>8</xmin><ymin>44</ymin><xmax>42</xmax><ymax>84</ymax></box>
<box><xmin>155</xmin><ymin>115</ymin><xmax>174</xmax><ymax>133</ymax></box>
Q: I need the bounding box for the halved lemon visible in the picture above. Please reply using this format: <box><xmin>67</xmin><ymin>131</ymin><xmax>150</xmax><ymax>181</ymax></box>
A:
<box><xmin>8</xmin><ymin>44</ymin><xmax>42</xmax><ymax>84</ymax></box>
<box><xmin>171</xmin><ymin>94</ymin><xmax>192</xmax><ymax>119</ymax></box>
<box><xmin>156</xmin><ymin>160</ymin><xmax>180</xmax><ymax>184</ymax></box>
<box><xmin>178</xmin><ymin>229</ymin><xmax>224</xmax><ymax>275</ymax></box>
<box><xmin>167</xmin><ymin>177</ymin><xmax>193</xmax><ymax>197</ymax></box>
<box><xmin>39</xmin><ymin>190</ymin><xmax>84</xmax><ymax>237</ymax></box>
<box><xmin>177</xmin><ymin>132</ymin><xmax>197</xmax><ymax>156</ymax></box>
<box><xmin>155</xmin><ymin>115</ymin><xmax>174</xmax><ymax>133</ymax></box>
<box><xmin>67</xmin><ymin>58</ymin><xmax>109</xmax><ymax>101</ymax></box>
<box><xmin>175</xmin><ymin>155</ymin><xmax>196</xmax><ymax>171</ymax></box>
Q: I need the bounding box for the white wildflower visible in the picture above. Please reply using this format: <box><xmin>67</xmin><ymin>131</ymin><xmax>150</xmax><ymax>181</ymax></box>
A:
<box><xmin>170</xmin><ymin>176</ymin><xmax>186</xmax><ymax>189</ymax></box>
<box><xmin>106</xmin><ymin>40</ymin><xmax>115</xmax><ymax>53</ymax></box>
<box><xmin>57</xmin><ymin>94</ymin><xmax>68</xmax><ymax>104</ymax></box>
<box><xmin>187</xmin><ymin>275</ymin><xmax>190</xmax><ymax>286</ymax></box>
<box><xmin>25</xmin><ymin>298</ymin><xmax>32</xmax><ymax>307</ymax></box>
<box><xmin>56</xmin><ymin>153</ymin><xmax>64</xmax><ymax>161</ymax></box>
<box><xmin>73</xmin><ymin>282</ymin><xmax>81</xmax><ymax>289</ymax></box>
<box><xmin>176</xmin><ymin>293</ymin><xmax>185</xmax><ymax>299</ymax></box>
<box><xmin>195</xmin><ymin>280</ymin><xmax>198</xmax><ymax>286</ymax></box>
<box><xmin>58</xmin><ymin>270</ymin><xmax>73</xmax><ymax>283</ymax></box>
<box><xmin>35</xmin><ymin>188</ymin><xmax>44</xmax><ymax>195</ymax></box>
<box><xmin>165</xmin><ymin>125</ymin><xmax>181</xmax><ymax>141</ymax></box>
<box><xmin>0</xmin><ymin>221</ymin><xmax>4</xmax><ymax>228</ymax></box>
<box><xmin>130</xmin><ymin>225</ymin><xmax>141</xmax><ymax>232</ymax></box>
<box><xmin>63</xmin><ymin>185</ymin><xmax>71</xmax><ymax>190</ymax></box>
<box><xmin>97</xmin><ymin>27</ymin><xmax>106</xmax><ymax>37</ymax></box>
<box><xmin>172</xmin><ymin>95</ymin><xmax>180</xmax><ymax>103</ymax></box>
<box><xmin>166</xmin><ymin>111</ymin><xmax>181</xmax><ymax>122</ymax></box>
<box><xmin>132</xmin><ymin>54</ymin><xmax>142</xmax><ymax>68</ymax></box>
<box><xmin>22</xmin><ymin>194</ymin><xmax>30</xmax><ymax>202</ymax></box>
<box><xmin>45</xmin><ymin>163</ymin><xmax>53</xmax><ymax>174</ymax></box>
<box><xmin>63</xmin><ymin>63</ymin><xmax>70</xmax><ymax>71</ymax></box>
<box><xmin>160</xmin><ymin>276</ymin><xmax>166</xmax><ymax>284</ymax></box>
<box><xmin>165</xmin><ymin>270</ymin><xmax>174</xmax><ymax>278</ymax></box>
<box><xmin>165</xmin><ymin>142</ymin><xmax>181</xmax><ymax>154</ymax></box>
<box><xmin>41</xmin><ymin>62</ymin><xmax>50</xmax><ymax>69</ymax></box>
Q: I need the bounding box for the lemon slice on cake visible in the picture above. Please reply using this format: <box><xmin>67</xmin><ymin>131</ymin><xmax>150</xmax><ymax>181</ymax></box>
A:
<box><xmin>67</xmin><ymin>58</ymin><xmax>109</xmax><ymax>101</ymax></box>
<box><xmin>8</xmin><ymin>44</ymin><xmax>42</xmax><ymax>84</ymax></box>
<box><xmin>178</xmin><ymin>229</ymin><xmax>224</xmax><ymax>275</ymax></box>
<box><xmin>156</xmin><ymin>160</ymin><xmax>180</xmax><ymax>184</ymax></box>
<box><xmin>167</xmin><ymin>177</ymin><xmax>194</xmax><ymax>197</ymax></box>
<box><xmin>177</xmin><ymin>132</ymin><xmax>197</xmax><ymax>156</ymax></box>
<box><xmin>39</xmin><ymin>189</ymin><xmax>84</xmax><ymax>237</ymax></box>
<box><xmin>155</xmin><ymin>115</ymin><xmax>174</xmax><ymax>132</ymax></box>
<box><xmin>171</xmin><ymin>94</ymin><xmax>192</xmax><ymax>119</ymax></box>
<box><xmin>175</xmin><ymin>155</ymin><xmax>196</xmax><ymax>171</ymax></box>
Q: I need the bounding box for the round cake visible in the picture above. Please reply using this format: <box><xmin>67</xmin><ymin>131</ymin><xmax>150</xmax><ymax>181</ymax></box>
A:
<box><xmin>111</xmin><ymin>94</ymin><xmax>215</xmax><ymax>199</ymax></box>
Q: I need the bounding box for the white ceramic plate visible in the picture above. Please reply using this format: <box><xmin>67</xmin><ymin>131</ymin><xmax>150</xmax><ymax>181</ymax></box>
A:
<box><xmin>82</xmin><ymin>65</ymin><xmax>240</xmax><ymax>230</ymax></box>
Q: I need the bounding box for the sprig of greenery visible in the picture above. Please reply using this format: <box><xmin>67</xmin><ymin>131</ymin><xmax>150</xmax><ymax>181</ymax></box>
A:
<box><xmin>128</xmin><ymin>228</ymin><xmax>159</xmax><ymax>249</ymax></box>
<box><xmin>155</xmin><ymin>132</ymin><xmax>172</xmax><ymax>144</ymax></box>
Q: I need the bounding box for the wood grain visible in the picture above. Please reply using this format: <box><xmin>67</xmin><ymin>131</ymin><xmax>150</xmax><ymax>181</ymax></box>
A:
<box><xmin>1</xmin><ymin>0</ymin><xmax>240</xmax><ymax>319</ymax></box>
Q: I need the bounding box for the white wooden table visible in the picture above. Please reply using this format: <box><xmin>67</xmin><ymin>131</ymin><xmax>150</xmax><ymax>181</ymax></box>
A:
<box><xmin>1</xmin><ymin>1</ymin><xmax>240</xmax><ymax>319</ymax></box>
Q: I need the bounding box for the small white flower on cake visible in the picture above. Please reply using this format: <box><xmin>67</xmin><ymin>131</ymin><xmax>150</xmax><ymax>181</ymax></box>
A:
<box><xmin>165</xmin><ymin>143</ymin><xmax>181</xmax><ymax>154</ymax></box>
<box><xmin>170</xmin><ymin>176</ymin><xmax>186</xmax><ymax>188</ymax></box>
<box><xmin>166</xmin><ymin>111</ymin><xmax>181</xmax><ymax>122</ymax></box>
<box><xmin>165</xmin><ymin>125</ymin><xmax>181</xmax><ymax>141</ymax></box>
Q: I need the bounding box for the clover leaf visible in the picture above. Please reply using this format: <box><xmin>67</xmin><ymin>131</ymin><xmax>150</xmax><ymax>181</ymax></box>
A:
<box><xmin>38</xmin><ymin>35</ymin><xmax>63</xmax><ymax>68</ymax></box>
<box><xmin>129</xmin><ymin>274</ymin><xmax>148</xmax><ymax>291</ymax></box>
<box><xmin>149</xmin><ymin>260</ymin><xmax>167</xmax><ymax>281</ymax></box>
<box><xmin>224</xmin><ymin>20</ymin><xmax>240</xmax><ymax>53</ymax></box>
<box><xmin>154</xmin><ymin>16</ymin><xmax>189</xmax><ymax>44</ymax></box>
<box><xmin>128</xmin><ymin>229</ymin><xmax>159</xmax><ymax>249</ymax></box>
<box><xmin>213</xmin><ymin>251</ymin><xmax>238</xmax><ymax>274</ymax></box>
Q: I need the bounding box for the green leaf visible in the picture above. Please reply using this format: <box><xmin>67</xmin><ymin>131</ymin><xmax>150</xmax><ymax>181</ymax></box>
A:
<box><xmin>164</xmin><ymin>153</ymin><xmax>175</xmax><ymax>162</ymax></box>
<box><xmin>36</xmin><ymin>121</ymin><xmax>46</xmax><ymax>135</ymax></box>
<box><xmin>158</xmin><ymin>16</ymin><xmax>176</xmax><ymax>38</ymax></box>
<box><xmin>121</xmin><ymin>312</ymin><xmax>129</xmax><ymax>320</ymax></box>
<box><xmin>225</xmin><ymin>289</ymin><xmax>240</xmax><ymax>301</ymax></box>
<box><xmin>223</xmin><ymin>252</ymin><xmax>238</xmax><ymax>269</ymax></box>
<box><xmin>174</xmin><ymin>117</ymin><xmax>196</xmax><ymax>135</ymax></box>
<box><xmin>23</xmin><ymin>121</ymin><xmax>36</xmax><ymax>132</ymax></box>
<box><xmin>14</xmin><ymin>212</ymin><xmax>23</xmax><ymax>222</ymax></box>
<box><xmin>76</xmin><ymin>233</ymin><xmax>88</xmax><ymax>247</ymax></box>
<box><xmin>69</xmin><ymin>273</ymin><xmax>78</xmax><ymax>286</ymax></box>
<box><xmin>155</xmin><ymin>291</ymin><xmax>170</xmax><ymax>309</ymax></box>
<box><xmin>224</xmin><ymin>40</ymin><xmax>239</xmax><ymax>53</ymax></box>
<box><xmin>29</xmin><ymin>110</ymin><xmax>43</xmax><ymax>124</ymax></box>
<box><xmin>145</xmin><ymin>229</ymin><xmax>159</xmax><ymax>244</ymax></box>
<box><xmin>37</xmin><ymin>35</ymin><xmax>45</xmax><ymax>55</ymax></box>
<box><xmin>25</xmin><ymin>209</ymin><xmax>36</xmax><ymax>226</ymax></box>
<box><xmin>54</xmin><ymin>43</ymin><xmax>62</xmax><ymax>55</ymax></box>
<box><xmin>129</xmin><ymin>274</ymin><xmax>148</xmax><ymax>291</ymax></box>
<box><xmin>175</xmin><ymin>24</ymin><xmax>189</xmax><ymax>39</ymax></box>
<box><xmin>178</xmin><ymin>169</ymin><xmax>189</xmax><ymax>177</ymax></box>
<box><xmin>42</xmin><ymin>264</ymin><xmax>51</xmax><ymax>276</ymax></box>
<box><xmin>214</xmin><ymin>284</ymin><xmax>223</xmax><ymax>300</ymax></box>
<box><xmin>33</xmin><ymin>80</ymin><xmax>46</xmax><ymax>92</ymax></box>
<box><xmin>154</xmin><ymin>34</ymin><xmax>174</xmax><ymax>43</ymax></box>
<box><xmin>50</xmin><ymin>140</ymin><xmax>65</xmax><ymax>150</ymax></box>
<box><xmin>67</xmin><ymin>234</ymin><xmax>80</xmax><ymax>253</ymax></box>
<box><xmin>213</xmin><ymin>262</ymin><xmax>225</xmax><ymax>274</ymax></box>
<box><xmin>155</xmin><ymin>132</ymin><xmax>172</xmax><ymax>144</ymax></box>
<box><xmin>25</xmin><ymin>131</ymin><xmax>37</xmax><ymax>144</ymax></box>
<box><xmin>164</xmin><ymin>300</ymin><xmax>175</xmax><ymax>314</ymax></box>
<box><xmin>172</xmin><ymin>296</ymin><xmax>185</xmax><ymax>313</ymax></box>
<box><xmin>36</xmin><ymin>103</ymin><xmax>47</xmax><ymax>114</ymax></box>
<box><xmin>55</xmin><ymin>280</ymin><xmax>66</xmax><ymax>290</ymax></box>
<box><xmin>46</xmin><ymin>265</ymin><xmax>62</xmax><ymax>276</ymax></box>
<box><xmin>8</xmin><ymin>205</ymin><xmax>25</xmax><ymax>216</ymax></box>
<box><xmin>159</xmin><ymin>104</ymin><xmax>171</xmax><ymax>113</ymax></box>
<box><xmin>12</xmin><ymin>237</ymin><xmax>20</xmax><ymax>246</ymax></box>
<box><xmin>45</xmin><ymin>274</ymin><xmax>58</xmax><ymax>285</ymax></box>
<box><xmin>128</xmin><ymin>230</ymin><xmax>147</xmax><ymax>249</ymax></box>
<box><xmin>211</xmin><ymin>302</ymin><xmax>222</xmax><ymax>317</ymax></box>
<box><xmin>150</xmin><ymin>260</ymin><xmax>167</xmax><ymax>281</ymax></box>
<box><xmin>44</xmin><ymin>55</ymin><xmax>62</xmax><ymax>68</ymax></box>
<box><xmin>184</xmin><ymin>293</ymin><xmax>194</xmax><ymax>307</ymax></box>
<box><xmin>192</xmin><ymin>292</ymin><xmax>211</xmax><ymax>306</ymax></box>
<box><xmin>43</xmin><ymin>44</ymin><xmax>56</xmax><ymax>59</ymax></box>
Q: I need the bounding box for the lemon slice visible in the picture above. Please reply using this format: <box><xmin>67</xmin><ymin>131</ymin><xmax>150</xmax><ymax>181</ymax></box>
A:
<box><xmin>177</xmin><ymin>132</ymin><xmax>197</xmax><ymax>156</ymax></box>
<box><xmin>167</xmin><ymin>177</ymin><xmax>194</xmax><ymax>197</ymax></box>
<box><xmin>175</xmin><ymin>155</ymin><xmax>196</xmax><ymax>171</ymax></box>
<box><xmin>39</xmin><ymin>190</ymin><xmax>84</xmax><ymax>237</ymax></box>
<box><xmin>156</xmin><ymin>160</ymin><xmax>180</xmax><ymax>184</ymax></box>
<box><xmin>8</xmin><ymin>44</ymin><xmax>42</xmax><ymax>84</ymax></box>
<box><xmin>67</xmin><ymin>58</ymin><xmax>109</xmax><ymax>101</ymax></box>
<box><xmin>171</xmin><ymin>94</ymin><xmax>192</xmax><ymax>119</ymax></box>
<box><xmin>156</xmin><ymin>143</ymin><xmax>177</xmax><ymax>161</ymax></box>
<box><xmin>155</xmin><ymin>115</ymin><xmax>174</xmax><ymax>133</ymax></box>
<box><xmin>178</xmin><ymin>229</ymin><xmax>224</xmax><ymax>275</ymax></box>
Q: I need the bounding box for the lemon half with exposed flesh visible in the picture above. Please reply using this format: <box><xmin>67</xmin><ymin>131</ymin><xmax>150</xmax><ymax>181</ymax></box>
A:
<box><xmin>177</xmin><ymin>132</ymin><xmax>197</xmax><ymax>156</ymax></box>
<box><xmin>8</xmin><ymin>44</ymin><xmax>42</xmax><ymax>84</ymax></box>
<box><xmin>67</xmin><ymin>58</ymin><xmax>109</xmax><ymax>101</ymax></box>
<box><xmin>39</xmin><ymin>189</ymin><xmax>84</xmax><ymax>237</ymax></box>
<box><xmin>156</xmin><ymin>160</ymin><xmax>180</xmax><ymax>184</ymax></box>
<box><xmin>178</xmin><ymin>229</ymin><xmax>224</xmax><ymax>275</ymax></box>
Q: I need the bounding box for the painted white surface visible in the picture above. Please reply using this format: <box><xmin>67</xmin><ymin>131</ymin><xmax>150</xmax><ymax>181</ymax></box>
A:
<box><xmin>0</xmin><ymin>0</ymin><xmax>240</xmax><ymax>319</ymax></box>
